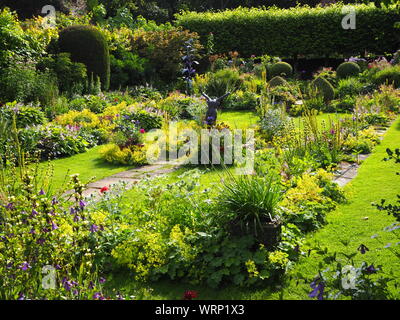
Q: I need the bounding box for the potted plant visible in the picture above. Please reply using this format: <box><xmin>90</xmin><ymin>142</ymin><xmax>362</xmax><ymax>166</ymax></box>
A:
<box><xmin>218</xmin><ymin>171</ymin><xmax>283</xmax><ymax>249</ymax></box>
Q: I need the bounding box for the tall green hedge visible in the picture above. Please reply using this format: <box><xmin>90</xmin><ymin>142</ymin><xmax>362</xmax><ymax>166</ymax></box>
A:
<box><xmin>58</xmin><ymin>25</ymin><xmax>110</xmax><ymax>90</ymax></box>
<box><xmin>176</xmin><ymin>4</ymin><xmax>400</xmax><ymax>58</ymax></box>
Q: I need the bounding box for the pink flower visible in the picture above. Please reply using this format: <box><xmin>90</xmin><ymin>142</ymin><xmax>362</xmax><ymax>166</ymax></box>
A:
<box><xmin>140</xmin><ymin>129</ymin><xmax>146</xmax><ymax>134</ymax></box>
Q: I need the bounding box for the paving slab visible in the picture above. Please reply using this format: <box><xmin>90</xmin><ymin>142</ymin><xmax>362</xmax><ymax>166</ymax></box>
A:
<box><xmin>86</xmin><ymin>177</ymin><xmax>140</xmax><ymax>189</ymax></box>
<box><xmin>334</xmin><ymin>176</ymin><xmax>353</xmax><ymax>187</ymax></box>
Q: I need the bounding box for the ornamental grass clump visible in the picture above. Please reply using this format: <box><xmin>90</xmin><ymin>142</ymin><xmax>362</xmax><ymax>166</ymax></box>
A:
<box><xmin>218</xmin><ymin>171</ymin><xmax>283</xmax><ymax>238</ymax></box>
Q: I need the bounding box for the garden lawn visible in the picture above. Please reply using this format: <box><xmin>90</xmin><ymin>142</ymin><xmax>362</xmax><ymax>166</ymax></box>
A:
<box><xmin>36</xmin><ymin>146</ymin><xmax>134</xmax><ymax>192</ymax></box>
<box><xmin>108</xmin><ymin>117</ymin><xmax>400</xmax><ymax>300</ymax></box>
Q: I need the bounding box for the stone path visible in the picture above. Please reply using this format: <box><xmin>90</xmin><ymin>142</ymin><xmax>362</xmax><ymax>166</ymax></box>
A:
<box><xmin>333</xmin><ymin>126</ymin><xmax>389</xmax><ymax>187</ymax></box>
<box><xmin>65</xmin><ymin>125</ymin><xmax>390</xmax><ymax>198</ymax></box>
<box><xmin>65</xmin><ymin>163</ymin><xmax>180</xmax><ymax>200</ymax></box>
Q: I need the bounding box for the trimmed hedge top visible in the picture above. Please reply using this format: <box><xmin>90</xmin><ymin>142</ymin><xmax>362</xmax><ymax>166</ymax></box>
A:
<box><xmin>58</xmin><ymin>25</ymin><xmax>110</xmax><ymax>90</ymax></box>
<box><xmin>176</xmin><ymin>4</ymin><xmax>400</xmax><ymax>58</ymax></box>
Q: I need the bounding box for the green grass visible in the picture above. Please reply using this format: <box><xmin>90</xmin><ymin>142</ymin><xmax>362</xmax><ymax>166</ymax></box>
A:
<box><xmin>41</xmin><ymin>110</ymin><xmax>349</xmax><ymax>192</ymax></box>
<box><xmin>108</xmin><ymin>117</ymin><xmax>400</xmax><ymax>300</ymax></box>
<box><xmin>218</xmin><ymin>110</ymin><xmax>259</xmax><ymax>129</ymax></box>
<box><xmin>37</xmin><ymin>146</ymin><xmax>133</xmax><ymax>191</ymax></box>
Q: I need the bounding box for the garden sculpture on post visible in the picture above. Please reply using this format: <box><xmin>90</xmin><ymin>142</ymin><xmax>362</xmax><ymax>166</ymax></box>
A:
<box><xmin>202</xmin><ymin>92</ymin><xmax>231</xmax><ymax>126</ymax></box>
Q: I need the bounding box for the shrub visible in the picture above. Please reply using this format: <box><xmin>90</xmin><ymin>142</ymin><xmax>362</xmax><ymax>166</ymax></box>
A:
<box><xmin>0</xmin><ymin>62</ymin><xmax>58</xmax><ymax>106</ymax></box>
<box><xmin>336</xmin><ymin>62</ymin><xmax>361</xmax><ymax>79</ymax></box>
<box><xmin>69</xmin><ymin>95</ymin><xmax>109</xmax><ymax>114</ymax></box>
<box><xmin>38</xmin><ymin>53</ymin><xmax>87</xmax><ymax>96</ymax></box>
<box><xmin>373</xmin><ymin>65</ymin><xmax>400</xmax><ymax>88</ymax></box>
<box><xmin>58</xmin><ymin>25</ymin><xmax>110</xmax><ymax>90</ymax></box>
<box><xmin>337</xmin><ymin>77</ymin><xmax>364</xmax><ymax>98</ymax></box>
<box><xmin>269</xmin><ymin>62</ymin><xmax>293</xmax><ymax>78</ymax></box>
<box><xmin>176</xmin><ymin>5</ymin><xmax>399</xmax><ymax>58</ymax></box>
<box><xmin>196</xmin><ymin>69</ymin><xmax>242</xmax><ymax>97</ymax></box>
<box><xmin>109</xmin><ymin>52</ymin><xmax>148</xmax><ymax>89</ymax></box>
<box><xmin>121</xmin><ymin>108</ymin><xmax>163</xmax><ymax>131</ymax></box>
<box><xmin>100</xmin><ymin>144</ymin><xmax>148</xmax><ymax>166</ymax></box>
<box><xmin>269</xmin><ymin>76</ymin><xmax>288</xmax><ymax>88</ymax></box>
<box><xmin>0</xmin><ymin>103</ymin><xmax>47</xmax><ymax>128</ymax></box>
<box><xmin>131</xmin><ymin>27</ymin><xmax>201</xmax><ymax>83</ymax></box>
<box><xmin>224</xmin><ymin>90</ymin><xmax>260</xmax><ymax>110</ymax></box>
<box><xmin>19</xmin><ymin>125</ymin><xmax>88</xmax><ymax>160</ymax></box>
<box><xmin>259</xmin><ymin>108</ymin><xmax>289</xmax><ymax>141</ymax></box>
<box><xmin>55</xmin><ymin>109</ymin><xmax>100</xmax><ymax>129</ymax></box>
<box><xmin>311</xmin><ymin>77</ymin><xmax>335</xmax><ymax>102</ymax></box>
<box><xmin>330</xmin><ymin>96</ymin><xmax>356</xmax><ymax>113</ymax></box>
<box><xmin>280</xmin><ymin>172</ymin><xmax>336</xmax><ymax>232</ymax></box>
<box><xmin>158</xmin><ymin>92</ymin><xmax>205</xmax><ymax>120</ymax></box>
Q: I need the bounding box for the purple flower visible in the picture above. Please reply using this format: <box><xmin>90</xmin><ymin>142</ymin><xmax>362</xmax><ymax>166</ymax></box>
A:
<box><xmin>51</xmin><ymin>221</ymin><xmax>58</xmax><ymax>230</ymax></box>
<box><xmin>70</xmin><ymin>207</ymin><xmax>76</xmax><ymax>215</ymax></box>
<box><xmin>73</xmin><ymin>290</ymin><xmax>79</xmax><ymax>296</ymax></box>
<box><xmin>99</xmin><ymin>277</ymin><xmax>106</xmax><ymax>284</ymax></box>
<box><xmin>17</xmin><ymin>293</ymin><xmax>25</xmax><ymax>300</ymax></box>
<box><xmin>365</xmin><ymin>265</ymin><xmax>377</xmax><ymax>274</ymax></box>
<box><xmin>330</xmin><ymin>129</ymin><xmax>336</xmax><ymax>135</ymax></box>
<box><xmin>309</xmin><ymin>280</ymin><xmax>325</xmax><ymax>300</ymax></box>
<box><xmin>88</xmin><ymin>281</ymin><xmax>94</xmax><ymax>289</ymax></box>
<box><xmin>29</xmin><ymin>228</ymin><xmax>36</xmax><ymax>235</ymax></box>
<box><xmin>79</xmin><ymin>200</ymin><xmax>86</xmax><ymax>209</ymax></box>
<box><xmin>6</xmin><ymin>262</ymin><xmax>13</xmax><ymax>269</ymax></box>
<box><xmin>39</xmin><ymin>189</ymin><xmax>45</xmax><ymax>195</ymax></box>
<box><xmin>31</xmin><ymin>209</ymin><xmax>38</xmax><ymax>216</ymax></box>
<box><xmin>90</xmin><ymin>224</ymin><xmax>100</xmax><ymax>233</ymax></box>
<box><xmin>73</xmin><ymin>215</ymin><xmax>80</xmax><ymax>222</ymax></box>
<box><xmin>5</xmin><ymin>203</ymin><xmax>14</xmax><ymax>210</ymax></box>
<box><xmin>51</xmin><ymin>197</ymin><xmax>58</xmax><ymax>205</ymax></box>
<box><xmin>55</xmin><ymin>264</ymin><xmax>61</xmax><ymax>270</ymax></box>
<box><xmin>358</xmin><ymin>244</ymin><xmax>369</xmax><ymax>254</ymax></box>
<box><xmin>36</xmin><ymin>238</ymin><xmax>45</xmax><ymax>245</ymax></box>
<box><xmin>93</xmin><ymin>292</ymin><xmax>105</xmax><ymax>300</ymax></box>
<box><xmin>62</xmin><ymin>277</ymin><xmax>73</xmax><ymax>291</ymax></box>
<box><xmin>19</xmin><ymin>262</ymin><xmax>31</xmax><ymax>271</ymax></box>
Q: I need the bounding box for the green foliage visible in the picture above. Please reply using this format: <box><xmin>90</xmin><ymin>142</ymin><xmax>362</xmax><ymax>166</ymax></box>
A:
<box><xmin>280</xmin><ymin>170</ymin><xmax>338</xmax><ymax>232</ymax></box>
<box><xmin>269</xmin><ymin>62</ymin><xmax>293</xmax><ymax>78</ymax></box>
<box><xmin>330</xmin><ymin>96</ymin><xmax>356</xmax><ymax>113</ymax></box>
<box><xmin>131</xmin><ymin>27</ymin><xmax>201</xmax><ymax>84</ymax></box>
<box><xmin>109</xmin><ymin>52</ymin><xmax>148</xmax><ymax>89</ymax></box>
<box><xmin>0</xmin><ymin>164</ymin><xmax>114</xmax><ymax>299</ymax></box>
<box><xmin>176</xmin><ymin>4</ymin><xmax>399</xmax><ymax>58</ymax></box>
<box><xmin>336</xmin><ymin>62</ymin><xmax>361</xmax><ymax>79</ymax></box>
<box><xmin>15</xmin><ymin>125</ymin><xmax>89</xmax><ymax>160</ymax></box>
<box><xmin>123</xmin><ymin>109</ymin><xmax>163</xmax><ymax>131</ymax></box>
<box><xmin>0</xmin><ymin>102</ymin><xmax>47</xmax><ymax>129</ymax></box>
<box><xmin>337</xmin><ymin>77</ymin><xmax>364</xmax><ymax>98</ymax></box>
<box><xmin>269</xmin><ymin>76</ymin><xmax>288</xmax><ymax>88</ymax></box>
<box><xmin>224</xmin><ymin>91</ymin><xmax>260</xmax><ymax>110</ymax></box>
<box><xmin>197</xmin><ymin>68</ymin><xmax>242</xmax><ymax>97</ymax></box>
<box><xmin>218</xmin><ymin>172</ymin><xmax>283</xmax><ymax>238</ymax></box>
<box><xmin>58</xmin><ymin>25</ymin><xmax>110</xmax><ymax>90</ymax></box>
<box><xmin>311</xmin><ymin>77</ymin><xmax>335</xmax><ymax>102</ymax></box>
<box><xmin>100</xmin><ymin>144</ymin><xmax>148</xmax><ymax>166</ymax></box>
<box><xmin>259</xmin><ymin>108</ymin><xmax>289</xmax><ymax>141</ymax></box>
<box><xmin>0</xmin><ymin>61</ymin><xmax>58</xmax><ymax>107</ymax></box>
<box><xmin>38</xmin><ymin>53</ymin><xmax>88</xmax><ymax>96</ymax></box>
<box><xmin>373</xmin><ymin>65</ymin><xmax>400</xmax><ymax>88</ymax></box>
